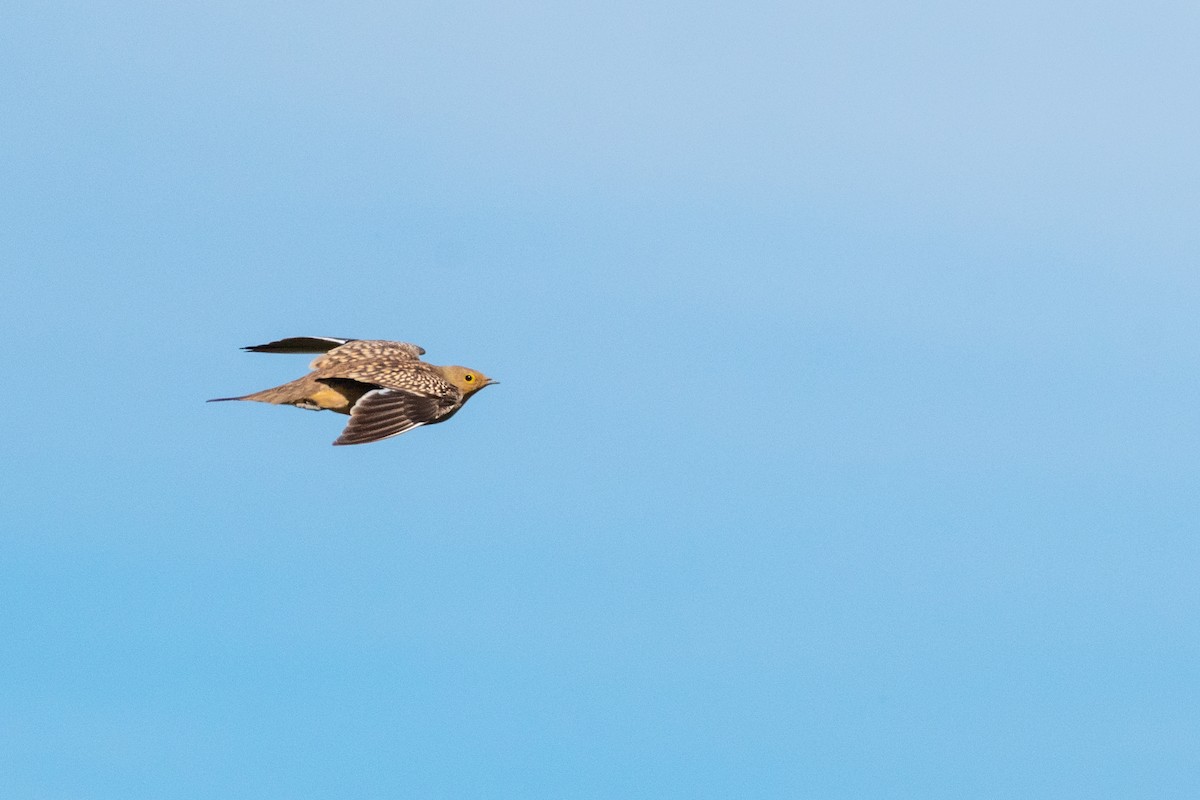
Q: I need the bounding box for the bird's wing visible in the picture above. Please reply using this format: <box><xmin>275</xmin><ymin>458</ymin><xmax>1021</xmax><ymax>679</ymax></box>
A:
<box><xmin>310</xmin><ymin>340</ymin><xmax>427</xmax><ymax>371</ymax></box>
<box><xmin>333</xmin><ymin>388</ymin><xmax>457</xmax><ymax>445</ymax></box>
<box><xmin>314</xmin><ymin>358</ymin><xmax>451</xmax><ymax>397</ymax></box>
<box><xmin>243</xmin><ymin>336</ymin><xmax>356</xmax><ymax>354</ymax></box>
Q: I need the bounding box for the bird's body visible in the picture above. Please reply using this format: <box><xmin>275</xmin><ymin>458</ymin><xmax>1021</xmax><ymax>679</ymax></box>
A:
<box><xmin>211</xmin><ymin>337</ymin><xmax>496</xmax><ymax>445</ymax></box>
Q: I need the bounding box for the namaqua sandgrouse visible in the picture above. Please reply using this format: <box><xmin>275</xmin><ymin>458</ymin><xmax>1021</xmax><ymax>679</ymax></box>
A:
<box><xmin>210</xmin><ymin>336</ymin><xmax>497</xmax><ymax>445</ymax></box>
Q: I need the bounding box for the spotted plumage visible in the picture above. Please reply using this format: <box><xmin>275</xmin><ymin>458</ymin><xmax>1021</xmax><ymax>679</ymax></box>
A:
<box><xmin>210</xmin><ymin>337</ymin><xmax>497</xmax><ymax>445</ymax></box>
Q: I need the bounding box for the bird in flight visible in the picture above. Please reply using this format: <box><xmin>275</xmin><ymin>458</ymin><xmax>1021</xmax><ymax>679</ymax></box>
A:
<box><xmin>210</xmin><ymin>336</ymin><xmax>497</xmax><ymax>445</ymax></box>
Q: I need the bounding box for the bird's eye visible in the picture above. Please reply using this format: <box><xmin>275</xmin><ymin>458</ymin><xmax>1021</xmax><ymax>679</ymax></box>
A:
<box><xmin>464</xmin><ymin>374</ymin><xmax>475</xmax><ymax>382</ymax></box>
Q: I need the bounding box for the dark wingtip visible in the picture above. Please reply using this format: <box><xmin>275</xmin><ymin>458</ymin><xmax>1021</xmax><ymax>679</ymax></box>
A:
<box><xmin>207</xmin><ymin>396</ymin><xmax>242</xmax><ymax>403</ymax></box>
<box><xmin>242</xmin><ymin>337</ymin><xmax>354</xmax><ymax>354</ymax></box>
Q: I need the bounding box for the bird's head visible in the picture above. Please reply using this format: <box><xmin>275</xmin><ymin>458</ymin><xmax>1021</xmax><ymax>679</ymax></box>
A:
<box><xmin>440</xmin><ymin>365</ymin><xmax>498</xmax><ymax>396</ymax></box>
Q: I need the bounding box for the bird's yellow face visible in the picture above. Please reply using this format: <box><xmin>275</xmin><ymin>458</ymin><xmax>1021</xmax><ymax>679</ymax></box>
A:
<box><xmin>441</xmin><ymin>365</ymin><xmax>497</xmax><ymax>394</ymax></box>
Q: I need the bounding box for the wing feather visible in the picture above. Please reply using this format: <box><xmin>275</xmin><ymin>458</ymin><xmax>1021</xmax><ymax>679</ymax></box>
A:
<box><xmin>311</xmin><ymin>340</ymin><xmax>427</xmax><ymax>373</ymax></box>
<box><xmin>332</xmin><ymin>388</ymin><xmax>456</xmax><ymax>445</ymax></box>
<box><xmin>243</xmin><ymin>336</ymin><xmax>355</xmax><ymax>354</ymax></box>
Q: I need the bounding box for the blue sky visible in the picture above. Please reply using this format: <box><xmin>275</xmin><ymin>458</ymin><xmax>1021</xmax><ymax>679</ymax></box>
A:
<box><xmin>3</xmin><ymin>1</ymin><xmax>1198</xmax><ymax>797</ymax></box>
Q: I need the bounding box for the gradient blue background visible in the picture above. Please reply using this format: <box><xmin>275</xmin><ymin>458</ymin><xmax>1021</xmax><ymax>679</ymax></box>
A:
<box><xmin>3</xmin><ymin>2</ymin><xmax>1198</xmax><ymax>797</ymax></box>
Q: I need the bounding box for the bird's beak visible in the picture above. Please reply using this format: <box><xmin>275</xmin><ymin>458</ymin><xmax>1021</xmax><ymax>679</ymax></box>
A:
<box><xmin>485</xmin><ymin>378</ymin><xmax>500</xmax><ymax>386</ymax></box>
